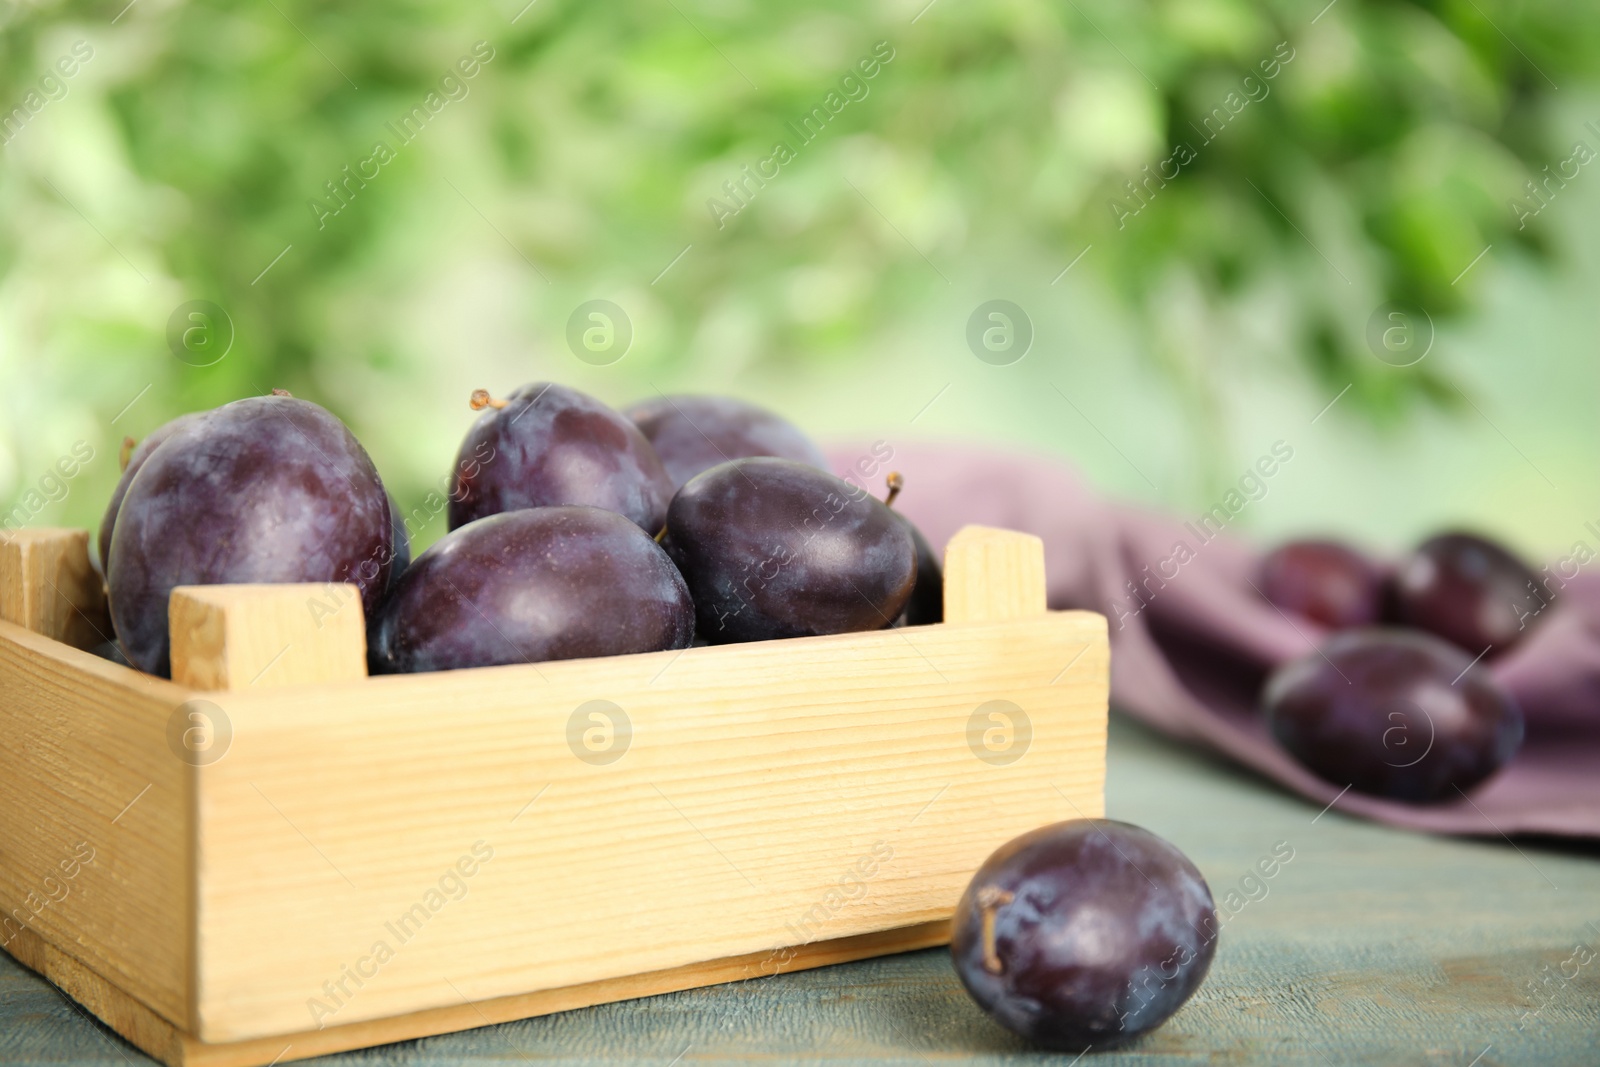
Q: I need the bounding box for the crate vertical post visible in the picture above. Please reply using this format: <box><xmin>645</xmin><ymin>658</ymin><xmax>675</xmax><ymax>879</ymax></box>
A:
<box><xmin>0</xmin><ymin>527</ymin><xmax>112</xmax><ymax>649</ymax></box>
<box><xmin>942</xmin><ymin>525</ymin><xmax>1048</xmax><ymax>623</ymax></box>
<box><xmin>169</xmin><ymin>584</ymin><xmax>368</xmax><ymax>691</ymax></box>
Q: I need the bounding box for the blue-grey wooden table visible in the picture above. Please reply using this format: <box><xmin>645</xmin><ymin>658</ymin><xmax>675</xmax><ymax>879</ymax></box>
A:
<box><xmin>5</xmin><ymin>715</ymin><xmax>1597</xmax><ymax>1066</ymax></box>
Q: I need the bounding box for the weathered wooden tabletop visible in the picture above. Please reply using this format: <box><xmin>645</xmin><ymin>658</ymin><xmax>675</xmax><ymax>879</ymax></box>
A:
<box><xmin>4</xmin><ymin>715</ymin><xmax>1597</xmax><ymax>1066</ymax></box>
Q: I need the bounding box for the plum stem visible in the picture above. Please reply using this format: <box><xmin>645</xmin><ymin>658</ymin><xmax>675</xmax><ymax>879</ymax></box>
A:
<box><xmin>653</xmin><ymin>525</ymin><xmax>668</xmax><ymax>544</ymax></box>
<box><xmin>976</xmin><ymin>886</ymin><xmax>1014</xmax><ymax>974</ymax></box>
<box><xmin>119</xmin><ymin>436</ymin><xmax>136</xmax><ymax>473</ymax></box>
<box><xmin>470</xmin><ymin>389</ymin><xmax>509</xmax><ymax>411</ymax></box>
<box><xmin>270</xmin><ymin>388</ymin><xmax>293</xmax><ymax>397</ymax></box>
<box><xmin>884</xmin><ymin>472</ymin><xmax>904</xmax><ymax>509</ymax></box>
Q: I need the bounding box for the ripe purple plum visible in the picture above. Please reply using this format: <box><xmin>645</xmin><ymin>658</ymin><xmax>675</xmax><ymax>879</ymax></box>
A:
<box><xmin>90</xmin><ymin>641</ymin><xmax>130</xmax><ymax>667</ymax></box>
<box><xmin>1258</xmin><ymin>539</ymin><xmax>1385</xmax><ymax>630</ymax></box>
<box><xmin>623</xmin><ymin>394</ymin><xmax>827</xmax><ymax>489</ymax></box>
<box><xmin>1262</xmin><ymin>628</ymin><xmax>1523</xmax><ymax>802</ymax></box>
<box><xmin>897</xmin><ymin>518</ymin><xmax>943</xmax><ymax>625</ymax></box>
<box><xmin>97</xmin><ymin>413</ymin><xmax>204</xmax><ymax>574</ymax></box>
<box><xmin>665</xmin><ymin>457</ymin><xmax>916</xmax><ymax>643</ymax></box>
<box><xmin>386</xmin><ymin>492</ymin><xmax>412</xmax><ymax>593</ymax></box>
<box><xmin>368</xmin><ymin>506</ymin><xmax>694</xmax><ymax>673</ymax></box>
<box><xmin>952</xmin><ymin>820</ymin><xmax>1217</xmax><ymax>1051</ymax></box>
<box><xmin>448</xmin><ymin>384</ymin><xmax>673</xmax><ymax>534</ymax></box>
<box><xmin>1391</xmin><ymin>532</ymin><xmax>1545</xmax><ymax>656</ymax></box>
<box><xmin>107</xmin><ymin>395</ymin><xmax>393</xmax><ymax>676</ymax></box>
<box><xmin>883</xmin><ymin>474</ymin><xmax>942</xmax><ymax>626</ymax></box>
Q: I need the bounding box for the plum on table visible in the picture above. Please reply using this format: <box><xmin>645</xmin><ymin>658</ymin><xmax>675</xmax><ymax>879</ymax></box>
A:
<box><xmin>952</xmin><ymin>819</ymin><xmax>1218</xmax><ymax>1051</ymax></box>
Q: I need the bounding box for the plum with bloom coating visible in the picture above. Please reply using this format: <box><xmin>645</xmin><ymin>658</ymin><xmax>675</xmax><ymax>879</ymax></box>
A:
<box><xmin>108</xmin><ymin>395</ymin><xmax>392</xmax><ymax>676</ymax></box>
<box><xmin>369</xmin><ymin>506</ymin><xmax>694</xmax><ymax>673</ymax></box>
<box><xmin>881</xmin><ymin>472</ymin><xmax>941</xmax><ymax>626</ymax></box>
<box><xmin>896</xmin><ymin>517</ymin><xmax>943</xmax><ymax>625</ymax></box>
<box><xmin>1263</xmin><ymin>627</ymin><xmax>1523</xmax><ymax>802</ymax></box>
<box><xmin>665</xmin><ymin>458</ymin><xmax>915</xmax><ymax>642</ymax></box>
<box><xmin>1259</xmin><ymin>538</ymin><xmax>1385</xmax><ymax>629</ymax></box>
<box><xmin>385</xmin><ymin>492</ymin><xmax>411</xmax><ymax>593</ymax></box>
<box><xmin>449</xmin><ymin>382</ymin><xmax>673</xmax><ymax>533</ymax></box>
<box><xmin>1391</xmin><ymin>531</ymin><xmax>1544</xmax><ymax>656</ymax></box>
<box><xmin>97</xmin><ymin>412</ymin><xmax>204</xmax><ymax>574</ymax></box>
<box><xmin>624</xmin><ymin>393</ymin><xmax>827</xmax><ymax>489</ymax></box>
<box><xmin>952</xmin><ymin>819</ymin><xmax>1218</xmax><ymax>1050</ymax></box>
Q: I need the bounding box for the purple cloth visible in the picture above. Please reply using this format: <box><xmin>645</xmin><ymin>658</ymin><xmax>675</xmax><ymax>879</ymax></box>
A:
<box><xmin>831</xmin><ymin>440</ymin><xmax>1600</xmax><ymax>839</ymax></box>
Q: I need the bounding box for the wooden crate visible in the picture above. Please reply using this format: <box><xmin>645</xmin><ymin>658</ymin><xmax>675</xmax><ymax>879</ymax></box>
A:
<box><xmin>0</xmin><ymin>524</ymin><xmax>1108</xmax><ymax>1066</ymax></box>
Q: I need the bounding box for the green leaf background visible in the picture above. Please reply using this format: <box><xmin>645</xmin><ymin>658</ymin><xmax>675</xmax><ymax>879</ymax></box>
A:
<box><xmin>3</xmin><ymin>0</ymin><xmax>1598</xmax><ymax>557</ymax></box>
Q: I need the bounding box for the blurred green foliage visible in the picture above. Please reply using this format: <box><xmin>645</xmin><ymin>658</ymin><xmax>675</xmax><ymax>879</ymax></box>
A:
<box><xmin>1</xmin><ymin>0</ymin><xmax>1595</xmax><ymax>535</ymax></box>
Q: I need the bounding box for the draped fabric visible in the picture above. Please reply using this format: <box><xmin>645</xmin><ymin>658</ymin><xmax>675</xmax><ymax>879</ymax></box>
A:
<box><xmin>833</xmin><ymin>441</ymin><xmax>1600</xmax><ymax>839</ymax></box>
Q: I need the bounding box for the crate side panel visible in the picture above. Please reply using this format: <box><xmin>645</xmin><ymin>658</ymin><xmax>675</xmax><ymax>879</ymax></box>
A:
<box><xmin>0</xmin><ymin>622</ymin><xmax>192</xmax><ymax>1026</ymax></box>
<box><xmin>193</xmin><ymin>612</ymin><xmax>1108</xmax><ymax>1042</ymax></box>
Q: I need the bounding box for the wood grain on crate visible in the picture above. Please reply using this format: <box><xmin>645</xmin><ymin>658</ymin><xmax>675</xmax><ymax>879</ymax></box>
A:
<box><xmin>191</xmin><ymin>609</ymin><xmax>1106</xmax><ymax>1042</ymax></box>
<box><xmin>0</xmin><ymin>539</ymin><xmax>195</xmax><ymax>1029</ymax></box>
<box><xmin>0</xmin><ymin>524</ymin><xmax>1110</xmax><ymax>1064</ymax></box>
<box><xmin>6</xmin><ymin>917</ymin><xmax>950</xmax><ymax>1067</ymax></box>
<box><xmin>941</xmin><ymin>526</ymin><xmax>1047</xmax><ymax>623</ymax></box>
<box><xmin>0</xmin><ymin>528</ymin><xmax>113</xmax><ymax>649</ymax></box>
<box><xmin>189</xmin><ymin>526</ymin><xmax>1105</xmax><ymax>1043</ymax></box>
<box><xmin>169</xmin><ymin>583</ymin><xmax>368</xmax><ymax>691</ymax></box>
<box><xmin>8</xmin><ymin>713</ymin><xmax>1600</xmax><ymax>1067</ymax></box>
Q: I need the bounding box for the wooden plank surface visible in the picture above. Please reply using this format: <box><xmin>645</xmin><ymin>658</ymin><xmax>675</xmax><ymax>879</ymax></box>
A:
<box><xmin>2</xmin><ymin>917</ymin><xmax>949</xmax><ymax>1067</ymax></box>
<box><xmin>0</xmin><ymin>590</ymin><xmax>195</xmax><ymax>1030</ymax></box>
<box><xmin>187</xmin><ymin>608</ymin><xmax>1108</xmax><ymax>1042</ymax></box>
<box><xmin>5</xmin><ymin>714</ymin><xmax>1596</xmax><ymax>1066</ymax></box>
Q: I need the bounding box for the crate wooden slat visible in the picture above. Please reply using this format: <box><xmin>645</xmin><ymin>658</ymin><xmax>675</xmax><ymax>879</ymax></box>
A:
<box><xmin>0</xmin><ymin>524</ymin><xmax>1109</xmax><ymax>1066</ymax></box>
<box><xmin>3</xmin><ymin>919</ymin><xmax>952</xmax><ymax>1067</ymax></box>
<box><xmin>169</xmin><ymin>583</ymin><xmax>369</xmax><ymax>691</ymax></box>
<box><xmin>0</xmin><ymin>528</ymin><xmax>113</xmax><ymax>648</ymax></box>
<box><xmin>0</xmin><ymin>534</ymin><xmax>193</xmax><ymax>1030</ymax></box>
